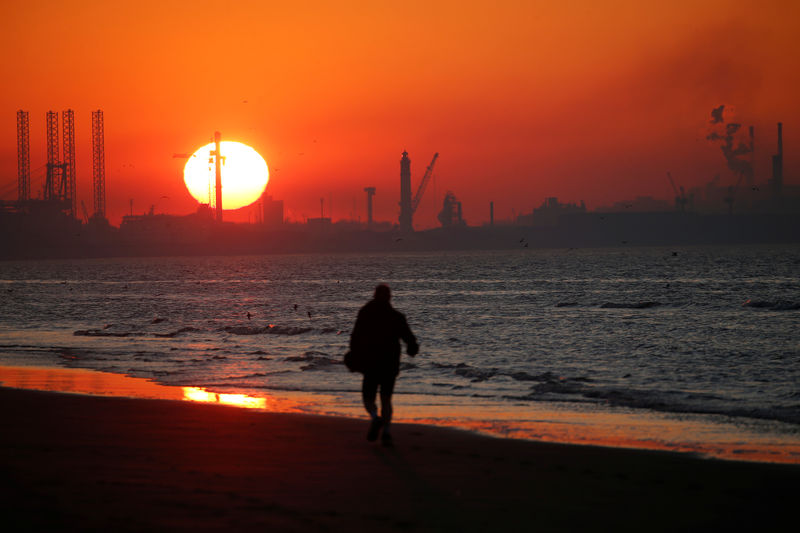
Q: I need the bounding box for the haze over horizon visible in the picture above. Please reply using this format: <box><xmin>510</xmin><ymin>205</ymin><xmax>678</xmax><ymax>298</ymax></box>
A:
<box><xmin>1</xmin><ymin>0</ymin><xmax>798</xmax><ymax>228</ymax></box>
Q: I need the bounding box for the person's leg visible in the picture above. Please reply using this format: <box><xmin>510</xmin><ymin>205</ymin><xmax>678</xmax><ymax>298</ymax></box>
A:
<box><xmin>363</xmin><ymin>373</ymin><xmax>383</xmax><ymax>441</ymax></box>
<box><xmin>362</xmin><ymin>374</ymin><xmax>379</xmax><ymax>419</ymax></box>
<box><xmin>379</xmin><ymin>374</ymin><xmax>397</xmax><ymax>438</ymax></box>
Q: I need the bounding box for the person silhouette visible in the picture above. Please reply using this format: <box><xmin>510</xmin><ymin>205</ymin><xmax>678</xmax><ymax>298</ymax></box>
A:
<box><xmin>350</xmin><ymin>284</ymin><xmax>418</xmax><ymax>444</ymax></box>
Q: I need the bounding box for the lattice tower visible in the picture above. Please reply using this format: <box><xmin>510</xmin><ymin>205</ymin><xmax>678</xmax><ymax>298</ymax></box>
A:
<box><xmin>91</xmin><ymin>110</ymin><xmax>106</xmax><ymax>219</ymax></box>
<box><xmin>62</xmin><ymin>109</ymin><xmax>77</xmax><ymax>217</ymax></box>
<box><xmin>16</xmin><ymin>110</ymin><xmax>30</xmax><ymax>201</ymax></box>
<box><xmin>45</xmin><ymin>111</ymin><xmax>61</xmax><ymax>201</ymax></box>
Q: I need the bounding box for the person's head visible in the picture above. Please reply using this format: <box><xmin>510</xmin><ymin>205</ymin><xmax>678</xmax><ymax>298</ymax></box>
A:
<box><xmin>374</xmin><ymin>284</ymin><xmax>391</xmax><ymax>302</ymax></box>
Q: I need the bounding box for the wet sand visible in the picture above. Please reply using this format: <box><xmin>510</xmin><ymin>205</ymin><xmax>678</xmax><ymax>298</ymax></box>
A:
<box><xmin>1</xmin><ymin>387</ymin><xmax>797</xmax><ymax>532</ymax></box>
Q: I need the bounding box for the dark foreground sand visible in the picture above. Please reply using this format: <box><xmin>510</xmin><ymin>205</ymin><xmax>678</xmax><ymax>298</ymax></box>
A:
<box><xmin>1</xmin><ymin>388</ymin><xmax>797</xmax><ymax>532</ymax></box>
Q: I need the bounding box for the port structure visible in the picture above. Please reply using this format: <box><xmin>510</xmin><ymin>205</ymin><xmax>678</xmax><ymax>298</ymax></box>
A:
<box><xmin>666</xmin><ymin>172</ymin><xmax>689</xmax><ymax>212</ymax></box>
<box><xmin>92</xmin><ymin>110</ymin><xmax>106</xmax><ymax>220</ymax></box>
<box><xmin>211</xmin><ymin>131</ymin><xmax>223</xmax><ymax>222</ymax></box>
<box><xmin>771</xmin><ymin>122</ymin><xmax>783</xmax><ymax>196</ymax></box>
<box><xmin>16</xmin><ymin>110</ymin><xmax>30</xmax><ymax>202</ymax></box>
<box><xmin>15</xmin><ymin>109</ymin><xmax>81</xmax><ymax>219</ymax></box>
<box><xmin>45</xmin><ymin>111</ymin><xmax>68</xmax><ymax>205</ymax></box>
<box><xmin>399</xmin><ymin>151</ymin><xmax>438</xmax><ymax>232</ymax></box>
<box><xmin>63</xmin><ymin>109</ymin><xmax>76</xmax><ymax>218</ymax></box>
<box><xmin>364</xmin><ymin>187</ymin><xmax>376</xmax><ymax>227</ymax></box>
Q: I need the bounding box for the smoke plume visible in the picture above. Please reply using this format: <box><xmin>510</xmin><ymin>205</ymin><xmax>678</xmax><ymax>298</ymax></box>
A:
<box><xmin>706</xmin><ymin>105</ymin><xmax>753</xmax><ymax>184</ymax></box>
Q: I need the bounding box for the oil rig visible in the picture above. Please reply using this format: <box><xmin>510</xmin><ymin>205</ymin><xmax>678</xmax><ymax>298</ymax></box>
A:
<box><xmin>8</xmin><ymin>109</ymin><xmax>107</xmax><ymax>224</ymax></box>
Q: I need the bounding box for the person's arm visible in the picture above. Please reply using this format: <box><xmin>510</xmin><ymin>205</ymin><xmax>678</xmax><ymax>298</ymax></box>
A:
<box><xmin>398</xmin><ymin>314</ymin><xmax>419</xmax><ymax>356</ymax></box>
<box><xmin>350</xmin><ymin>309</ymin><xmax>365</xmax><ymax>352</ymax></box>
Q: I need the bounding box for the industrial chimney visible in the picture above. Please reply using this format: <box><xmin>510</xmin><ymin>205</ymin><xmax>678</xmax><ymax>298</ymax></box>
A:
<box><xmin>771</xmin><ymin>122</ymin><xmax>783</xmax><ymax>196</ymax></box>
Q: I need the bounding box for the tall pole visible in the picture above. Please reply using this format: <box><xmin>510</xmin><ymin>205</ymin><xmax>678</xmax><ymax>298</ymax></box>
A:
<box><xmin>213</xmin><ymin>131</ymin><xmax>223</xmax><ymax>222</ymax></box>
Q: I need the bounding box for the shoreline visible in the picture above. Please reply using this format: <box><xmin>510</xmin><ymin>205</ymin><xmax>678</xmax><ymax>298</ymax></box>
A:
<box><xmin>2</xmin><ymin>385</ymin><xmax>798</xmax><ymax>532</ymax></box>
<box><xmin>2</xmin><ymin>364</ymin><xmax>799</xmax><ymax>466</ymax></box>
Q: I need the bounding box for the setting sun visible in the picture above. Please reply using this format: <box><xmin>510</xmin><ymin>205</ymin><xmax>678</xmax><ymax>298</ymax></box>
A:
<box><xmin>183</xmin><ymin>141</ymin><xmax>269</xmax><ymax>210</ymax></box>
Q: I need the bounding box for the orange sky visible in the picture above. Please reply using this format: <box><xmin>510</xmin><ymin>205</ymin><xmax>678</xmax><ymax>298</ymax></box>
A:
<box><xmin>1</xmin><ymin>0</ymin><xmax>798</xmax><ymax>227</ymax></box>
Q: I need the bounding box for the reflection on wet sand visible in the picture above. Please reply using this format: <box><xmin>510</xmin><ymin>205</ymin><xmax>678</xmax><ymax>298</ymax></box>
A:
<box><xmin>2</xmin><ymin>365</ymin><xmax>798</xmax><ymax>464</ymax></box>
<box><xmin>182</xmin><ymin>386</ymin><xmax>267</xmax><ymax>409</ymax></box>
<box><xmin>0</xmin><ymin>365</ymin><xmax>277</xmax><ymax>410</ymax></box>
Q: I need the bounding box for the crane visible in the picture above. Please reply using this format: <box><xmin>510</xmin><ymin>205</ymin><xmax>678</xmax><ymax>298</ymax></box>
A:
<box><xmin>80</xmin><ymin>200</ymin><xmax>90</xmax><ymax>224</ymax></box>
<box><xmin>411</xmin><ymin>153</ymin><xmax>438</xmax><ymax>214</ymax></box>
<box><xmin>666</xmin><ymin>172</ymin><xmax>688</xmax><ymax>212</ymax></box>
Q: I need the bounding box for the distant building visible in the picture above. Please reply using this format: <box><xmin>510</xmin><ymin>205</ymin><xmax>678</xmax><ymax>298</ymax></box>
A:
<box><xmin>119</xmin><ymin>204</ymin><xmax>214</xmax><ymax>244</ymax></box>
<box><xmin>438</xmin><ymin>191</ymin><xmax>466</xmax><ymax>227</ymax></box>
<box><xmin>517</xmin><ymin>197</ymin><xmax>585</xmax><ymax>226</ymax></box>
<box><xmin>262</xmin><ymin>195</ymin><xmax>284</xmax><ymax>227</ymax></box>
<box><xmin>596</xmin><ymin>196</ymin><xmax>672</xmax><ymax>213</ymax></box>
<box><xmin>306</xmin><ymin>217</ymin><xmax>332</xmax><ymax>231</ymax></box>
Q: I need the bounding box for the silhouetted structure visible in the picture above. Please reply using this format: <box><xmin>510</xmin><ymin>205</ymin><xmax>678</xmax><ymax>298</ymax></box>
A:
<box><xmin>364</xmin><ymin>187</ymin><xmax>376</xmax><ymax>227</ymax></box>
<box><xmin>399</xmin><ymin>151</ymin><xmax>412</xmax><ymax>232</ymax></box>
<box><xmin>489</xmin><ymin>201</ymin><xmax>494</xmax><ymax>226</ymax></box>
<box><xmin>517</xmin><ymin>197</ymin><xmax>585</xmax><ymax>226</ymax></box>
<box><xmin>771</xmin><ymin>122</ymin><xmax>783</xmax><ymax>197</ymax></box>
<box><xmin>398</xmin><ymin>151</ymin><xmax>438</xmax><ymax>232</ymax></box>
<box><xmin>667</xmin><ymin>172</ymin><xmax>691</xmax><ymax>212</ymax></box>
<box><xmin>16</xmin><ymin>110</ymin><xmax>30</xmax><ymax>202</ymax></box>
<box><xmin>45</xmin><ymin>111</ymin><xmax>67</xmax><ymax>205</ymax></box>
<box><xmin>261</xmin><ymin>194</ymin><xmax>284</xmax><ymax>227</ymax></box>
<box><xmin>91</xmin><ymin>110</ymin><xmax>106</xmax><ymax>221</ymax></box>
<box><xmin>438</xmin><ymin>191</ymin><xmax>465</xmax><ymax>227</ymax></box>
<box><xmin>210</xmin><ymin>131</ymin><xmax>223</xmax><ymax>222</ymax></box>
<box><xmin>62</xmin><ymin>109</ymin><xmax>76</xmax><ymax>218</ymax></box>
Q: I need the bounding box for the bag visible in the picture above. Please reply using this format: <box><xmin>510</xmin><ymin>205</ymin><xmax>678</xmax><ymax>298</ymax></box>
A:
<box><xmin>344</xmin><ymin>350</ymin><xmax>369</xmax><ymax>373</ymax></box>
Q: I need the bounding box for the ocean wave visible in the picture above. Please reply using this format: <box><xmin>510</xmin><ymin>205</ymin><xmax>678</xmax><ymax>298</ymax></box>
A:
<box><xmin>154</xmin><ymin>326</ymin><xmax>200</xmax><ymax>338</ymax></box>
<box><xmin>506</xmin><ymin>381</ymin><xmax>800</xmax><ymax>426</ymax></box>
<box><xmin>74</xmin><ymin>329</ymin><xmax>131</xmax><ymax>337</ymax></box>
<box><xmin>284</xmin><ymin>351</ymin><xmax>341</xmax><ymax>371</ymax></box>
<box><xmin>221</xmin><ymin>325</ymin><xmax>313</xmax><ymax>336</ymax></box>
<box><xmin>599</xmin><ymin>301</ymin><xmax>661</xmax><ymax>309</ymax></box>
<box><xmin>742</xmin><ymin>299</ymin><xmax>800</xmax><ymax>311</ymax></box>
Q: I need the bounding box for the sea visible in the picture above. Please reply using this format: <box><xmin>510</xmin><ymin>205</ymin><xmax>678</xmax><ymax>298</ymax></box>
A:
<box><xmin>1</xmin><ymin>245</ymin><xmax>799</xmax><ymax>463</ymax></box>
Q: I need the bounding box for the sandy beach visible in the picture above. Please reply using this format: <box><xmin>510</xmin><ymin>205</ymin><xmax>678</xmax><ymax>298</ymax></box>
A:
<box><xmin>1</xmin><ymin>387</ymin><xmax>797</xmax><ymax>532</ymax></box>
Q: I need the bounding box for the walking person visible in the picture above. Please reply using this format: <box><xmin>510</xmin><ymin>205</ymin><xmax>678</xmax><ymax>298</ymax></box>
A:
<box><xmin>349</xmin><ymin>284</ymin><xmax>418</xmax><ymax>444</ymax></box>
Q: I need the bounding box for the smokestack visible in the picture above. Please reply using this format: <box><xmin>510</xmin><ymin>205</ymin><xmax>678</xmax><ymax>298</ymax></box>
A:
<box><xmin>364</xmin><ymin>187</ymin><xmax>376</xmax><ymax>227</ymax></box>
<box><xmin>748</xmin><ymin>126</ymin><xmax>755</xmax><ymax>186</ymax></box>
<box><xmin>772</xmin><ymin>122</ymin><xmax>784</xmax><ymax>196</ymax></box>
<box><xmin>489</xmin><ymin>201</ymin><xmax>494</xmax><ymax>226</ymax></box>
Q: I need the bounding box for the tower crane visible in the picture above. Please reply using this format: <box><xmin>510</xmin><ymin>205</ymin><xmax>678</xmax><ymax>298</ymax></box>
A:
<box><xmin>411</xmin><ymin>153</ymin><xmax>438</xmax><ymax>214</ymax></box>
<box><xmin>666</xmin><ymin>172</ymin><xmax>688</xmax><ymax>212</ymax></box>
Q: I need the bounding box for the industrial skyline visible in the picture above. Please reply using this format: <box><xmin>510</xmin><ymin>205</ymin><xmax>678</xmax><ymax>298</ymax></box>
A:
<box><xmin>5</xmin><ymin>106</ymin><xmax>795</xmax><ymax>228</ymax></box>
<box><xmin>1</xmin><ymin>2</ymin><xmax>797</xmax><ymax>228</ymax></box>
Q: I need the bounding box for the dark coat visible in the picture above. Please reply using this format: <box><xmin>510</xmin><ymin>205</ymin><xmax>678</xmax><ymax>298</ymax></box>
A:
<box><xmin>349</xmin><ymin>299</ymin><xmax>418</xmax><ymax>376</ymax></box>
